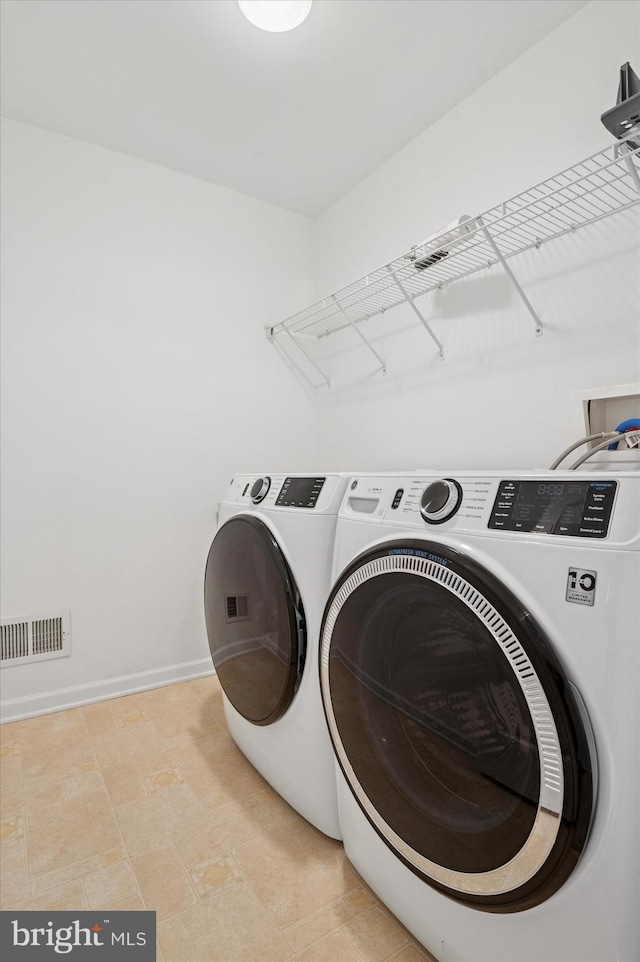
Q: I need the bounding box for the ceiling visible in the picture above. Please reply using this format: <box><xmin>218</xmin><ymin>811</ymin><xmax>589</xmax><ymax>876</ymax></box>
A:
<box><xmin>1</xmin><ymin>0</ymin><xmax>589</xmax><ymax>216</ymax></box>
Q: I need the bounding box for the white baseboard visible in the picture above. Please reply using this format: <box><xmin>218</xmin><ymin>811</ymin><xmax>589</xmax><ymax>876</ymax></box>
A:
<box><xmin>0</xmin><ymin>658</ymin><xmax>215</xmax><ymax>723</ymax></box>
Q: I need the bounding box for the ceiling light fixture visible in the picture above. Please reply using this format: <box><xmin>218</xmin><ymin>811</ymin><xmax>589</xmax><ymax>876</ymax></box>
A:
<box><xmin>238</xmin><ymin>0</ymin><xmax>312</xmax><ymax>33</ymax></box>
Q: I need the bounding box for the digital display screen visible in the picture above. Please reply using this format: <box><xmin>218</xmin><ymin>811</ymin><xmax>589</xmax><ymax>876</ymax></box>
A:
<box><xmin>276</xmin><ymin>477</ymin><xmax>326</xmax><ymax>508</ymax></box>
<box><xmin>488</xmin><ymin>480</ymin><xmax>617</xmax><ymax>538</ymax></box>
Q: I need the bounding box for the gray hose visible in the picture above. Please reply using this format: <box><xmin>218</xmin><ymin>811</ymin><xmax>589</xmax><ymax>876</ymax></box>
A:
<box><xmin>549</xmin><ymin>432</ymin><xmax>618</xmax><ymax>470</ymax></box>
<box><xmin>568</xmin><ymin>430</ymin><xmax>640</xmax><ymax>470</ymax></box>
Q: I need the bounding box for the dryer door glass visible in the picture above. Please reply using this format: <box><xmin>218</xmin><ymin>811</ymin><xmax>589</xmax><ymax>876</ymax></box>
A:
<box><xmin>205</xmin><ymin>516</ymin><xmax>305</xmax><ymax>725</ymax></box>
<box><xmin>320</xmin><ymin>541</ymin><xmax>593</xmax><ymax>912</ymax></box>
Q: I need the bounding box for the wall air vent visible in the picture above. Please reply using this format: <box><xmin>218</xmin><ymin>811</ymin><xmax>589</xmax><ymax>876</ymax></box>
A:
<box><xmin>225</xmin><ymin>595</ymin><xmax>249</xmax><ymax>622</ymax></box>
<box><xmin>0</xmin><ymin>610</ymin><xmax>71</xmax><ymax>667</ymax></box>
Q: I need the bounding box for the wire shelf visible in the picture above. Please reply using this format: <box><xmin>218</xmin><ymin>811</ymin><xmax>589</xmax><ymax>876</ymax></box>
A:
<box><xmin>269</xmin><ymin>137</ymin><xmax>640</xmax><ymax>386</ymax></box>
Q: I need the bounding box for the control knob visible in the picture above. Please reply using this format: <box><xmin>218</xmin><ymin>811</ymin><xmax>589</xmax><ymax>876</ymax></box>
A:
<box><xmin>250</xmin><ymin>476</ymin><xmax>271</xmax><ymax>504</ymax></box>
<box><xmin>420</xmin><ymin>479</ymin><xmax>462</xmax><ymax>524</ymax></box>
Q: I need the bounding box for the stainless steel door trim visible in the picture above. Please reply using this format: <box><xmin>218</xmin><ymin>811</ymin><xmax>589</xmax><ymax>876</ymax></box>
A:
<box><xmin>320</xmin><ymin>552</ymin><xmax>564</xmax><ymax>896</ymax></box>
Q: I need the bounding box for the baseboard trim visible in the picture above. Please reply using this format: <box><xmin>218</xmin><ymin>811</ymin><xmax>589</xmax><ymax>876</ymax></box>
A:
<box><xmin>0</xmin><ymin>658</ymin><xmax>215</xmax><ymax>723</ymax></box>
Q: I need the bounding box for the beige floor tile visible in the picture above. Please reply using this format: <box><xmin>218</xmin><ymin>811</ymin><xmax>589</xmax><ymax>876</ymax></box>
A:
<box><xmin>1</xmin><ymin>814</ymin><xmax>25</xmax><ymax>842</ymax></box>
<box><xmin>101</xmin><ymin>847</ymin><xmax>127</xmax><ymax>867</ymax></box>
<box><xmin>0</xmin><ymin>683</ymin><xmax>441</xmax><ymax>962</ymax></box>
<box><xmin>157</xmin><ymin>726</ymin><xmax>225</xmax><ymax>769</ymax></box>
<box><xmin>282</xmin><ymin>894</ymin><xmax>360</xmax><ymax>954</ymax></box>
<box><xmin>81</xmin><ymin>700</ymin><xmax>119</xmax><ymax>736</ymax></box>
<box><xmin>19</xmin><ymin>880</ymin><xmax>87</xmax><ymax>911</ymax></box>
<box><xmin>122</xmin><ymin>744</ymin><xmax>174</xmax><ymax>777</ymax></box>
<box><xmin>185</xmin><ymin>675</ymin><xmax>219</xmax><ymax>702</ymax></box>
<box><xmin>233</xmin><ymin>819</ymin><xmax>358</xmax><ymax>929</ymax></box>
<box><xmin>173</xmin><ymin>810</ymin><xmax>265</xmax><ymax>867</ymax></box>
<box><xmin>144</xmin><ymin>696</ymin><xmax>208</xmax><ymax>739</ymax></box>
<box><xmin>89</xmin><ymin>721</ymin><xmax>167</xmax><ymax>769</ymax></box>
<box><xmin>389</xmin><ymin>943</ymin><xmax>439</xmax><ymax>962</ymax></box>
<box><xmin>0</xmin><ymin>837</ymin><xmax>29</xmax><ymax>907</ymax></box>
<box><xmin>144</xmin><ymin>767</ymin><xmax>184</xmax><ymax>793</ymax></box>
<box><xmin>100</xmin><ymin>893</ymin><xmax>145</xmax><ymax>911</ymax></box>
<box><xmin>21</xmin><ymin>726</ymin><xmax>95</xmax><ymax>780</ymax></box>
<box><xmin>64</xmin><ymin>767</ymin><xmax>105</xmax><ymax>799</ymax></box>
<box><xmin>132</xmin><ymin>846</ymin><xmax>197</xmax><ymax>920</ymax></box>
<box><xmin>114</xmin><ymin>784</ymin><xmax>209</xmax><ymax>856</ymax></box>
<box><xmin>158</xmin><ymin>883</ymin><xmax>290</xmax><ymax>962</ymax></box>
<box><xmin>344</xmin><ymin>885</ymin><xmax>377</xmax><ymax>915</ymax></box>
<box><xmin>293</xmin><ymin>930</ymin><xmax>363</xmax><ymax>962</ymax></box>
<box><xmin>189</xmin><ymin>853</ymin><xmax>244</xmax><ymax>901</ymax></box>
<box><xmin>26</xmin><ymin>790</ymin><xmax>121</xmax><ymax>876</ymax></box>
<box><xmin>250</xmin><ymin>789</ymin><xmax>300</xmax><ymax>832</ymax></box>
<box><xmin>180</xmin><ymin>749</ymin><xmax>269</xmax><ymax>814</ymax></box>
<box><xmin>0</xmin><ymin>720</ymin><xmax>26</xmax><ymax>745</ymax></box>
<box><xmin>84</xmin><ymin>860</ymin><xmax>138</xmax><ymax>909</ymax></box>
<box><xmin>6</xmin><ymin>713</ymin><xmax>57</xmax><ymax>742</ymax></box>
<box><xmin>101</xmin><ymin>761</ymin><xmax>148</xmax><ymax>806</ymax></box>
<box><xmin>50</xmin><ymin>708</ymin><xmax>90</xmax><ymax>735</ymax></box>
<box><xmin>207</xmin><ymin>798</ymin><xmax>256</xmax><ymax>826</ymax></box>
<box><xmin>180</xmin><ymin>723</ymin><xmax>235</xmax><ymax>758</ymax></box>
<box><xmin>2</xmin><ymin>778</ymin><xmax>66</xmax><ymax>817</ymax></box>
<box><xmin>342</xmin><ymin>906</ymin><xmax>410</xmax><ymax>962</ymax></box>
<box><xmin>30</xmin><ymin>856</ymin><xmax>102</xmax><ymax>896</ymax></box>
<box><xmin>0</xmin><ymin>749</ymin><xmax>23</xmax><ymax>795</ymax></box>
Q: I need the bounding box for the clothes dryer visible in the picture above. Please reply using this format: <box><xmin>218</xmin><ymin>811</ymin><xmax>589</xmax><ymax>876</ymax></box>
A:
<box><xmin>204</xmin><ymin>473</ymin><xmax>351</xmax><ymax>839</ymax></box>
<box><xmin>320</xmin><ymin>471</ymin><xmax>639</xmax><ymax>961</ymax></box>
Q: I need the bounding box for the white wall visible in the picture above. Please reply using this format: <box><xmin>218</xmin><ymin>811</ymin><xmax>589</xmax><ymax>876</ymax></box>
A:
<box><xmin>2</xmin><ymin>1</ymin><xmax>639</xmax><ymax>720</ymax></box>
<box><xmin>0</xmin><ymin>118</ymin><xmax>318</xmax><ymax>719</ymax></box>
<box><xmin>314</xmin><ymin>0</ymin><xmax>640</xmax><ymax>471</ymax></box>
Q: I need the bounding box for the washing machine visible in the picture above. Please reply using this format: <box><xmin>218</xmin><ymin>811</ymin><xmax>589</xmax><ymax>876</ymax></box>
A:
<box><xmin>320</xmin><ymin>471</ymin><xmax>639</xmax><ymax>961</ymax></box>
<box><xmin>204</xmin><ymin>472</ymin><xmax>353</xmax><ymax>839</ymax></box>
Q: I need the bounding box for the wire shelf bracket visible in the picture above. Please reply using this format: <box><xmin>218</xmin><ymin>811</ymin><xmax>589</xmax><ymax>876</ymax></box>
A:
<box><xmin>268</xmin><ymin>135</ymin><xmax>640</xmax><ymax>386</ymax></box>
<box><xmin>331</xmin><ymin>294</ymin><xmax>386</xmax><ymax>375</ymax></box>
<box><xmin>269</xmin><ymin>325</ymin><xmax>331</xmax><ymax>388</ymax></box>
<box><xmin>385</xmin><ymin>265</ymin><xmax>445</xmax><ymax>359</ymax></box>
<box><xmin>475</xmin><ymin>214</ymin><xmax>543</xmax><ymax>336</ymax></box>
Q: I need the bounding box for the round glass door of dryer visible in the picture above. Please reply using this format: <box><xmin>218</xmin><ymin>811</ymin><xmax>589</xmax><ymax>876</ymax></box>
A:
<box><xmin>320</xmin><ymin>541</ymin><xmax>594</xmax><ymax>912</ymax></box>
<box><xmin>204</xmin><ymin>516</ymin><xmax>305</xmax><ymax>725</ymax></box>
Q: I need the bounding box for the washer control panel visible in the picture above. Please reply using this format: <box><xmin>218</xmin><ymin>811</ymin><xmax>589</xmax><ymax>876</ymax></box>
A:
<box><xmin>488</xmin><ymin>479</ymin><xmax>617</xmax><ymax>538</ymax></box>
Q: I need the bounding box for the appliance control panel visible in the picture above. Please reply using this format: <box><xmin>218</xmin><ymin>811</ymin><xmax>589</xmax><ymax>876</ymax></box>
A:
<box><xmin>337</xmin><ymin>473</ymin><xmax>638</xmax><ymax>544</ymax></box>
<box><xmin>223</xmin><ymin>474</ymin><xmax>344</xmax><ymax>512</ymax></box>
<box><xmin>275</xmin><ymin>477</ymin><xmax>326</xmax><ymax>508</ymax></box>
<box><xmin>488</xmin><ymin>479</ymin><xmax>617</xmax><ymax>538</ymax></box>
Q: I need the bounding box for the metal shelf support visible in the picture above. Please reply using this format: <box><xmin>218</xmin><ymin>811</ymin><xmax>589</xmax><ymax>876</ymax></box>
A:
<box><xmin>331</xmin><ymin>295</ymin><xmax>387</xmax><ymax>375</ymax></box>
<box><xmin>475</xmin><ymin>215</ymin><xmax>543</xmax><ymax>336</ymax></box>
<box><xmin>385</xmin><ymin>266</ymin><xmax>445</xmax><ymax>359</ymax></box>
<box><xmin>617</xmin><ymin>141</ymin><xmax>640</xmax><ymax>194</ymax></box>
<box><xmin>269</xmin><ymin>326</ymin><xmax>331</xmax><ymax>388</ymax></box>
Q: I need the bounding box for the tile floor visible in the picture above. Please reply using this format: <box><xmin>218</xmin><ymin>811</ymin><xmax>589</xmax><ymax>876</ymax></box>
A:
<box><xmin>0</xmin><ymin>676</ymin><xmax>437</xmax><ymax>962</ymax></box>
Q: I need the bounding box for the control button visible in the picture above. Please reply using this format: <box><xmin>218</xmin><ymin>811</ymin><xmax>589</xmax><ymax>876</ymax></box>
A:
<box><xmin>250</xmin><ymin>476</ymin><xmax>271</xmax><ymax>504</ymax></box>
<box><xmin>420</xmin><ymin>479</ymin><xmax>463</xmax><ymax>524</ymax></box>
<box><xmin>391</xmin><ymin>488</ymin><xmax>404</xmax><ymax>509</ymax></box>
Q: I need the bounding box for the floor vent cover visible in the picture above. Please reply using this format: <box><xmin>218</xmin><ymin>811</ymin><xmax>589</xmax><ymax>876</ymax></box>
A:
<box><xmin>0</xmin><ymin>610</ymin><xmax>71</xmax><ymax>667</ymax></box>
